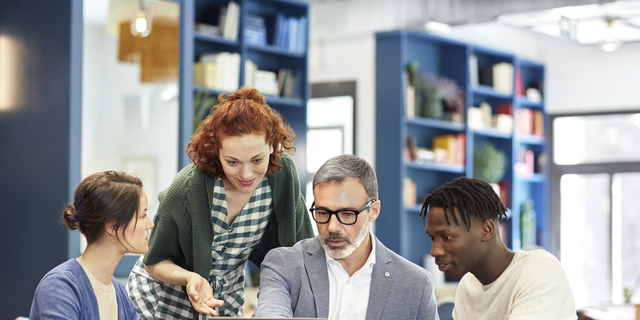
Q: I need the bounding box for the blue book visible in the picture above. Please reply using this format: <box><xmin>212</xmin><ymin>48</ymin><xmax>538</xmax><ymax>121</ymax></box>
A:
<box><xmin>274</xmin><ymin>12</ymin><xmax>286</xmax><ymax>48</ymax></box>
<box><xmin>287</xmin><ymin>16</ymin><xmax>297</xmax><ymax>52</ymax></box>
<box><xmin>297</xmin><ymin>16</ymin><xmax>307</xmax><ymax>53</ymax></box>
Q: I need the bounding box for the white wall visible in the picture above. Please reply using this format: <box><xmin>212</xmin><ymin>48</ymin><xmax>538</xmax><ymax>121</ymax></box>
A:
<box><xmin>82</xmin><ymin>24</ymin><xmax>179</xmax><ymax>218</ymax></box>
<box><xmin>307</xmin><ymin>1</ymin><xmax>640</xmax><ymax>168</ymax></box>
<box><xmin>446</xmin><ymin>23</ymin><xmax>640</xmax><ymax>114</ymax></box>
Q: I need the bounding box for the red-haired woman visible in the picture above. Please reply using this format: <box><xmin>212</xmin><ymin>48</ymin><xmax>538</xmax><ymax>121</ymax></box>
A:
<box><xmin>126</xmin><ymin>87</ymin><xmax>314</xmax><ymax>319</ymax></box>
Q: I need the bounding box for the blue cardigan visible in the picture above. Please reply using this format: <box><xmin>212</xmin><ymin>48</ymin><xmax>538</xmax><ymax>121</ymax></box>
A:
<box><xmin>29</xmin><ymin>259</ymin><xmax>140</xmax><ymax>320</ymax></box>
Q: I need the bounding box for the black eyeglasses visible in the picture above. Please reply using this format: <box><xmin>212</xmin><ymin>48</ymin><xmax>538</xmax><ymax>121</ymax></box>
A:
<box><xmin>309</xmin><ymin>199</ymin><xmax>376</xmax><ymax>225</ymax></box>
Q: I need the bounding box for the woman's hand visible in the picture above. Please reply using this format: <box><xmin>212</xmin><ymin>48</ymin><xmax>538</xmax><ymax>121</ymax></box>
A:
<box><xmin>186</xmin><ymin>273</ymin><xmax>224</xmax><ymax>315</ymax></box>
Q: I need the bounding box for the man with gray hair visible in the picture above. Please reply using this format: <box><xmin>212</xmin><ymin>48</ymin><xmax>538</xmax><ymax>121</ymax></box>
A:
<box><xmin>253</xmin><ymin>154</ymin><xmax>439</xmax><ymax>320</ymax></box>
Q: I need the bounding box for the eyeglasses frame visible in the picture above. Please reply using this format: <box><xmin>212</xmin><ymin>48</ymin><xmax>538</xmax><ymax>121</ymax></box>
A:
<box><xmin>309</xmin><ymin>199</ymin><xmax>376</xmax><ymax>225</ymax></box>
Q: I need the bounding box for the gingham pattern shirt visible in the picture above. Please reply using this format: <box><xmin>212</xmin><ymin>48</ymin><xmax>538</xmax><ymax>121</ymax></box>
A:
<box><xmin>126</xmin><ymin>176</ymin><xmax>272</xmax><ymax>319</ymax></box>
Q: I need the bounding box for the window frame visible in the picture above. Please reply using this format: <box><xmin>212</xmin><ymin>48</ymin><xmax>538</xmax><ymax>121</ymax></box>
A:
<box><xmin>550</xmin><ymin>109</ymin><xmax>640</xmax><ymax>258</ymax></box>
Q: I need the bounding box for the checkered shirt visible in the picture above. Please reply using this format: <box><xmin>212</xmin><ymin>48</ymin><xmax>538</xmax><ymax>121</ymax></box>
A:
<box><xmin>126</xmin><ymin>176</ymin><xmax>272</xmax><ymax>319</ymax></box>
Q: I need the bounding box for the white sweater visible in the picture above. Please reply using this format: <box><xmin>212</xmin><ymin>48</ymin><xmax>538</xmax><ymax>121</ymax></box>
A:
<box><xmin>453</xmin><ymin>249</ymin><xmax>577</xmax><ymax>320</ymax></box>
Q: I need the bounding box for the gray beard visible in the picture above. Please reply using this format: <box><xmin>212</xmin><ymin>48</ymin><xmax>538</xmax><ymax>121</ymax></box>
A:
<box><xmin>321</xmin><ymin>220</ymin><xmax>370</xmax><ymax>259</ymax></box>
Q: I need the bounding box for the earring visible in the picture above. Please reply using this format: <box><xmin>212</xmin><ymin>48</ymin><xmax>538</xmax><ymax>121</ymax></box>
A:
<box><xmin>110</xmin><ymin>236</ymin><xmax>115</xmax><ymax>242</ymax></box>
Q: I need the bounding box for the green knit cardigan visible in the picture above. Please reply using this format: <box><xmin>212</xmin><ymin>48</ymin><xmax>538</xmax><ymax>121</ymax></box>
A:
<box><xmin>144</xmin><ymin>154</ymin><xmax>314</xmax><ymax>282</ymax></box>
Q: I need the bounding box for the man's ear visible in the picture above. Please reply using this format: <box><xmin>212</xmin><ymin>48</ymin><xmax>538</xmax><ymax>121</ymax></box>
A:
<box><xmin>480</xmin><ymin>219</ymin><xmax>495</xmax><ymax>241</ymax></box>
<box><xmin>368</xmin><ymin>200</ymin><xmax>381</xmax><ymax>222</ymax></box>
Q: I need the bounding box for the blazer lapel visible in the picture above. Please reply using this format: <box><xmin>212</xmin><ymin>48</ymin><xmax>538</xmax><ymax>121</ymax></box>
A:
<box><xmin>304</xmin><ymin>238</ymin><xmax>331</xmax><ymax>318</ymax></box>
<box><xmin>366</xmin><ymin>237</ymin><xmax>395</xmax><ymax>320</ymax></box>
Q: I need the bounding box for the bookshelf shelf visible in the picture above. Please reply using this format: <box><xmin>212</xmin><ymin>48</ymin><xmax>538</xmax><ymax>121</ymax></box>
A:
<box><xmin>376</xmin><ymin>30</ymin><xmax>548</xmax><ymax>266</ymax></box>
<box><xmin>515</xmin><ymin>96</ymin><xmax>543</xmax><ymax>108</ymax></box>
<box><xmin>405</xmin><ymin>161</ymin><xmax>465</xmax><ymax>174</ymax></box>
<box><xmin>194</xmin><ymin>86</ymin><xmax>305</xmax><ymax>108</ymax></box>
<box><xmin>404</xmin><ymin>117</ymin><xmax>465</xmax><ymax>132</ymax></box>
<box><xmin>472</xmin><ymin>128</ymin><xmax>512</xmax><ymax>139</ymax></box>
<box><xmin>246</xmin><ymin>43</ymin><xmax>306</xmax><ymax>58</ymax></box>
<box><xmin>194</xmin><ymin>32</ymin><xmax>240</xmax><ymax>46</ymax></box>
<box><xmin>471</xmin><ymin>84</ymin><xmax>513</xmax><ymax>99</ymax></box>
<box><xmin>515</xmin><ymin>173</ymin><xmax>546</xmax><ymax>183</ymax></box>
<box><xmin>516</xmin><ymin>135</ymin><xmax>546</xmax><ymax>145</ymax></box>
<box><xmin>263</xmin><ymin>95</ymin><xmax>306</xmax><ymax>107</ymax></box>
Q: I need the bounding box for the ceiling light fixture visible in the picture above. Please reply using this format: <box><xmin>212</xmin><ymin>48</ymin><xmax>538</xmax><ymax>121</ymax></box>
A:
<box><xmin>424</xmin><ymin>21</ymin><xmax>451</xmax><ymax>33</ymax></box>
<box><xmin>130</xmin><ymin>0</ymin><xmax>152</xmax><ymax>37</ymax></box>
<box><xmin>599</xmin><ymin>18</ymin><xmax>623</xmax><ymax>52</ymax></box>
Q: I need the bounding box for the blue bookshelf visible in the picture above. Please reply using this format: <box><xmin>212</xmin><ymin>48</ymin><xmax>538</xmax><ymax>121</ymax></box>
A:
<box><xmin>375</xmin><ymin>30</ymin><xmax>548</xmax><ymax>267</ymax></box>
<box><xmin>179</xmin><ymin>0</ymin><xmax>309</xmax><ymax>183</ymax></box>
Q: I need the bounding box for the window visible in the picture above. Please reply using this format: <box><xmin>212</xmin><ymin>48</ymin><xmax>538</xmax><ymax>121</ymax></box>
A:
<box><xmin>305</xmin><ymin>82</ymin><xmax>356</xmax><ymax>235</ymax></box>
<box><xmin>551</xmin><ymin>112</ymin><xmax>640</xmax><ymax>308</ymax></box>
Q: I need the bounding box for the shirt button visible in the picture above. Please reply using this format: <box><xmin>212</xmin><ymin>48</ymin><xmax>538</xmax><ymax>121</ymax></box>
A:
<box><xmin>228</xmin><ymin>229</ymin><xmax>233</xmax><ymax>233</ymax></box>
<box><xmin>347</xmin><ymin>279</ymin><xmax>351</xmax><ymax>284</ymax></box>
<box><xmin>221</xmin><ymin>247</ymin><xmax>226</xmax><ymax>251</ymax></box>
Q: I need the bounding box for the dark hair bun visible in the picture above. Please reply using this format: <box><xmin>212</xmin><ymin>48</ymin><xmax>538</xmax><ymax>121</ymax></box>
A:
<box><xmin>62</xmin><ymin>203</ymin><xmax>80</xmax><ymax>231</ymax></box>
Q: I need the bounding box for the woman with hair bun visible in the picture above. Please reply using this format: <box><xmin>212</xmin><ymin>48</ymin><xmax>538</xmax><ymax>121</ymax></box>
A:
<box><xmin>126</xmin><ymin>87</ymin><xmax>314</xmax><ymax>319</ymax></box>
<box><xmin>29</xmin><ymin>171</ymin><xmax>154</xmax><ymax>320</ymax></box>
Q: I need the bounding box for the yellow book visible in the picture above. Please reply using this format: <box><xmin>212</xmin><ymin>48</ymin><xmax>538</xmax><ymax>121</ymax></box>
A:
<box><xmin>433</xmin><ymin>135</ymin><xmax>456</xmax><ymax>164</ymax></box>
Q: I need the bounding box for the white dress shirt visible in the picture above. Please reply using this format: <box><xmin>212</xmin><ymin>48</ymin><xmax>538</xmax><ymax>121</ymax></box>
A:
<box><xmin>325</xmin><ymin>232</ymin><xmax>377</xmax><ymax>320</ymax></box>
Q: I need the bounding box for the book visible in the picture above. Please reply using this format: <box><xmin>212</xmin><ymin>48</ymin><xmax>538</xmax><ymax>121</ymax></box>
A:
<box><xmin>515</xmin><ymin>65</ymin><xmax>525</xmax><ymax>96</ymax></box>
<box><xmin>244</xmin><ymin>59</ymin><xmax>257</xmax><ymax>87</ymax></box>
<box><xmin>273</xmin><ymin>13</ymin><xmax>286</xmax><ymax>48</ymax></box>
<box><xmin>297</xmin><ymin>16</ymin><xmax>307</xmax><ymax>53</ymax></box>
<box><xmin>199</xmin><ymin>52</ymin><xmax>241</xmax><ymax>91</ymax></box>
<box><xmin>406</xmin><ymin>136</ymin><xmax>417</xmax><ymax>161</ymax></box>
<box><xmin>480</xmin><ymin>102</ymin><xmax>492</xmax><ymax>129</ymax></box>
<box><xmin>454</xmin><ymin>133</ymin><xmax>466</xmax><ymax>166</ymax></box>
<box><xmin>403</xmin><ymin>177</ymin><xmax>417</xmax><ymax>207</ymax></box>
<box><xmin>193</xmin><ymin>62</ymin><xmax>217</xmax><ymax>89</ymax></box>
<box><xmin>244</xmin><ymin>15</ymin><xmax>267</xmax><ymax>45</ymax></box>
<box><xmin>515</xmin><ymin>108</ymin><xmax>529</xmax><ymax>136</ymax></box>
<box><xmin>469</xmin><ymin>54</ymin><xmax>478</xmax><ymax>86</ymax></box>
<box><xmin>194</xmin><ymin>23</ymin><xmax>220</xmax><ymax>36</ymax></box>
<box><xmin>223</xmin><ymin>1</ymin><xmax>240</xmax><ymax>41</ymax></box>
<box><xmin>533</xmin><ymin>110</ymin><xmax>544</xmax><ymax>137</ymax></box>
<box><xmin>288</xmin><ymin>16</ymin><xmax>298</xmax><ymax>52</ymax></box>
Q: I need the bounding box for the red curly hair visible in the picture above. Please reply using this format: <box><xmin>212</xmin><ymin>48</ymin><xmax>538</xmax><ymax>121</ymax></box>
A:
<box><xmin>187</xmin><ymin>87</ymin><xmax>296</xmax><ymax>178</ymax></box>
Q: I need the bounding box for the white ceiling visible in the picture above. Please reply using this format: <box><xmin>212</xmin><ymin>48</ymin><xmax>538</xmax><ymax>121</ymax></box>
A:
<box><xmin>497</xmin><ymin>1</ymin><xmax>640</xmax><ymax>45</ymax></box>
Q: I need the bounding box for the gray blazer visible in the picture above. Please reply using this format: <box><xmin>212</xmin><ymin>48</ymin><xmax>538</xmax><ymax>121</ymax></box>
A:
<box><xmin>252</xmin><ymin>236</ymin><xmax>440</xmax><ymax>320</ymax></box>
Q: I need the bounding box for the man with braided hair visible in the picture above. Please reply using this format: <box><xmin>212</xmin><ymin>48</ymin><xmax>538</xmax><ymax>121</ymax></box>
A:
<box><xmin>421</xmin><ymin>177</ymin><xmax>577</xmax><ymax>320</ymax></box>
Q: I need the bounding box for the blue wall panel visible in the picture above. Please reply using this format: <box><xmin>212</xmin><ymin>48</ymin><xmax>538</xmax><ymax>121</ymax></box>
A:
<box><xmin>0</xmin><ymin>0</ymin><xmax>81</xmax><ymax>317</ymax></box>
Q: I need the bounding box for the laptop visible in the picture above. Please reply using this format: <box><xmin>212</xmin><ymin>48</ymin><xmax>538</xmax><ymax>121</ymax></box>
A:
<box><xmin>209</xmin><ymin>318</ymin><xmax>325</xmax><ymax>320</ymax></box>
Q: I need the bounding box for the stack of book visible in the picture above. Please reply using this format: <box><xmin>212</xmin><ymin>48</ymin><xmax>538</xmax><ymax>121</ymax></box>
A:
<box><xmin>468</xmin><ymin>103</ymin><xmax>514</xmax><ymax>134</ymax></box>
<box><xmin>218</xmin><ymin>1</ymin><xmax>240</xmax><ymax>41</ymax></box>
<box><xmin>244</xmin><ymin>60</ymin><xmax>278</xmax><ymax>96</ymax></box>
<box><xmin>277</xmin><ymin>68</ymin><xmax>302</xmax><ymax>99</ymax></box>
<box><xmin>193</xmin><ymin>52</ymin><xmax>240</xmax><ymax>91</ymax></box>
<box><xmin>514</xmin><ymin>148</ymin><xmax>535</xmax><ymax>176</ymax></box>
<box><xmin>244</xmin><ymin>14</ymin><xmax>267</xmax><ymax>45</ymax></box>
<box><xmin>494</xmin><ymin>104</ymin><xmax>514</xmax><ymax>133</ymax></box>
<box><xmin>478</xmin><ymin>62</ymin><xmax>514</xmax><ymax>94</ymax></box>
<box><xmin>272</xmin><ymin>13</ymin><xmax>307</xmax><ymax>53</ymax></box>
<box><xmin>515</xmin><ymin>108</ymin><xmax>544</xmax><ymax>137</ymax></box>
<box><xmin>244</xmin><ymin>62</ymin><xmax>301</xmax><ymax>98</ymax></box>
<box><xmin>432</xmin><ymin>134</ymin><xmax>466</xmax><ymax>166</ymax></box>
<box><xmin>254</xmin><ymin>70</ymin><xmax>278</xmax><ymax>96</ymax></box>
<box><xmin>194</xmin><ymin>23</ymin><xmax>220</xmax><ymax>36</ymax></box>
